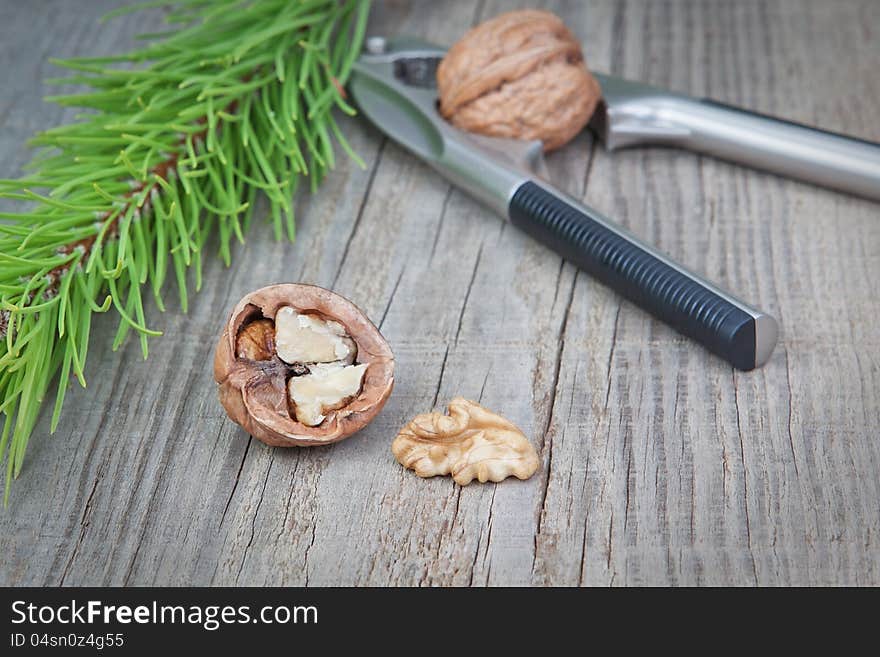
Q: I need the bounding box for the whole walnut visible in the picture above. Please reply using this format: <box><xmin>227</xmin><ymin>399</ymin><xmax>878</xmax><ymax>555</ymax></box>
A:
<box><xmin>437</xmin><ymin>9</ymin><xmax>601</xmax><ymax>151</ymax></box>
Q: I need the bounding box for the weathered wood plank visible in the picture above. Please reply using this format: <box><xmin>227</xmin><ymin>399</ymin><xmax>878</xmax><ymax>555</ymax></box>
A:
<box><xmin>0</xmin><ymin>0</ymin><xmax>877</xmax><ymax>587</ymax></box>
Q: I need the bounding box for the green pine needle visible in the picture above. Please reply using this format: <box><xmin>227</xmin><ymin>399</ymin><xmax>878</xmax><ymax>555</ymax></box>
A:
<box><xmin>0</xmin><ymin>0</ymin><xmax>371</xmax><ymax>504</ymax></box>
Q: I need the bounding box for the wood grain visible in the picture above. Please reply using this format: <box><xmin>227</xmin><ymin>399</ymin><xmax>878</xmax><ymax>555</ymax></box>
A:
<box><xmin>0</xmin><ymin>0</ymin><xmax>877</xmax><ymax>586</ymax></box>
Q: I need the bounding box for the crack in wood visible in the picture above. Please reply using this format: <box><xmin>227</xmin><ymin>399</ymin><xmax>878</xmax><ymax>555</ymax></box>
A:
<box><xmin>450</xmin><ymin>484</ymin><xmax>463</xmax><ymax>527</ymax></box>
<box><xmin>606</xmin><ymin>509</ymin><xmax>615</xmax><ymax>574</ymax></box>
<box><xmin>733</xmin><ymin>376</ymin><xmax>759</xmax><ymax>585</ymax></box>
<box><xmin>623</xmin><ymin>446</ymin><xmax>634</xmax><ymax>534</ymax></box>
<box><xmin>275</xmin><ymin>453</ymin><xmax>302</xmax><ymax>546</ymax></box>
<box><xmin>431</xmin><ymin>344</ymin><xmax>450</xmax><ymax>411</ymax></box>
<box><xmin>470</xmin><ymin>484</ymin><xmax>498</xmax><ymax>586</ymax></box>
<box><xmin>234</xmin><ymin>451</ymin><xmax>274</xmax><ymax>585</ymax></box>
<box><xmin>578</xmin><ymin>471</ymin><xmax>593</xmax><ymax>585</ymax></box>
<box><xmin>302</xmin><ymin>520</ymin><xmax>317</xmax><ymax>587</ymax></box>
<box><xmin>472</xmin><ymin>0</ymin><xmax>487</xmax><ymax>24</ymax></box>
<box><xmin>453</xmin><ymin>241</ymin><xmax>483</xmax><ymax>345</ymax></box>
<box><xmin>477</xmin><ymin>364</ymin><xmax>491</xmax><ymax>403</ymax></box>
<box><xmin>331</xmin><ymin>137</ymin><xmax>387</xmax><ymax>289</ymax></box>
<box><xmin>467</xmin><ymin>523</ymin><xmax>484</xmax><ymax>587</ymax></box>
<box><xmin>121</xmin><ymin>347</ymin><xmax>206</xmax><ymax>585</ymax></box>
<box><xmin>56</xmin><ymin>352</ymin><xmax>130</xmax><ymax>585</ymax></box>
<box><xmin>428</xmin><ymin>186</ymin><xmax>454</xmax><ymax>265</ymax></box>
<box><xmin>378</xmin><ymin>263</ymin><xmax>407</xmax><ymax>330</ymax></box>
<box><xmin>219</xmin><ymin>436</ymin><xmax>252</xmax><ymax>529</ymax></box>
<box><xmin>602</xmin><ymin>305</ymin><xmax>622</xmax><ymax>414</ymax></box>
<box><xmin>783</xmin><ymin>346</ymin><xmax>800</xmax><ymax>479</ymax></box>
<box><xmin>531</xmin><ymin>276</ymin><xmax>577</xmax><ymax>573</ymax></box>
<box><xmin>59</xmin><ymin>471</ymin><xmax>103</xmax><ymax>586</ymax></box>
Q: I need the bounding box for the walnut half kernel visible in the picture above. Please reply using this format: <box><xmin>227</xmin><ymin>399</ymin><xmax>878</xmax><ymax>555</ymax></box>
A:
<box><xmin>275</xmin><ymin>307</ymin><xmax>356</xmax><ymax>366</ymax></box>
<box><xmin>235</xmin><ymin>319</ymin><xmax>275</xmax><ymax>361</ymax></box>
<box><xmin>214</xmin><ymin>284</ymin><xmax>394</xmax><ymax>446</ymax></box>
<box><xmin>255</xmin><ymin>308</ymin><xmax>364</xmax><ymax>427</ymax></box>
<box><xmin>392</xmin><ymin>397</ymin><xmax>540</xmax><ymax>485</ymax></box>
<box><xmin>288</xmin><ymin>362</ymin><xmax>368</xmax><ymax>427</ymax></box>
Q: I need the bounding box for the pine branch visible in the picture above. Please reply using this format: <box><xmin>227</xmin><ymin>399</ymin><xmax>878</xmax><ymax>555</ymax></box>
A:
<box><xmin>0</xmin><ymin>0</ymin><xmax>371</xmax><ymax>503</ymax></box>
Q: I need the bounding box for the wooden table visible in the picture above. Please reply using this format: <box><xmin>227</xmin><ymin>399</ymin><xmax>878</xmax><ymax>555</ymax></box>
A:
<box><xmin>1</xmin><ymin>0</ymin><xmax>878</xmax><ymax>586</ymax></box>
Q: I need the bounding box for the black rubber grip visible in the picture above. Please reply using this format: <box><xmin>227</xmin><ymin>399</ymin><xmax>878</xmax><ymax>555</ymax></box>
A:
<box><xmin>509</xmin><ymin>182</ymin><xmax>757</xmax><ymax>370</ymax></box>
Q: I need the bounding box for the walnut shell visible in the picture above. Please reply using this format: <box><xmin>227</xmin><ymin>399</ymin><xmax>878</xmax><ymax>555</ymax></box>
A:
<box><xmin>437</xmin><ymin>9</ymin><xmax>601</xmax><ymax>151</ymax></box>
<box><xmin>214</xmin><ymin>284</ymin><xmax>394</xmax><ymax>446</ymax></box>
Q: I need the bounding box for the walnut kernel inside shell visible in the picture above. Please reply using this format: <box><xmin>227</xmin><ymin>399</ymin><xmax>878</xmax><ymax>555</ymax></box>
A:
<box><xmin>214</xmin><ymin>284</ymin><xmax>394</xmax><ymax>446</ymax></box>
<box><xmin>437</xmin><ymin>9</ymin><xmax>602</xmax><ymax>151</ymax></box>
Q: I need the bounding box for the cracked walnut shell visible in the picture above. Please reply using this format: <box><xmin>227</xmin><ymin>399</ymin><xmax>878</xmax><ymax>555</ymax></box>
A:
<box><xmin>392</xmin><ymin>397</ymin><xmax>539</xmax><ymax>485</ymax></box>
<box><xmin>214</xmin><ymin>284</ymin><xmax>394</xmax><ymax>446</ymax></box>
<box><xmin>437</xmin><ymin>9</ymin><xmax>601</xmax><ymax>151</ymax></box>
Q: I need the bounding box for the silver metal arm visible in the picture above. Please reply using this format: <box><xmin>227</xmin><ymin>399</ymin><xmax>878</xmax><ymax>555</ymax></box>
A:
<box><xmin>591</xmin><ymin>73</ymin><xmax>880</xmax><ymax>201</ymax></box>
